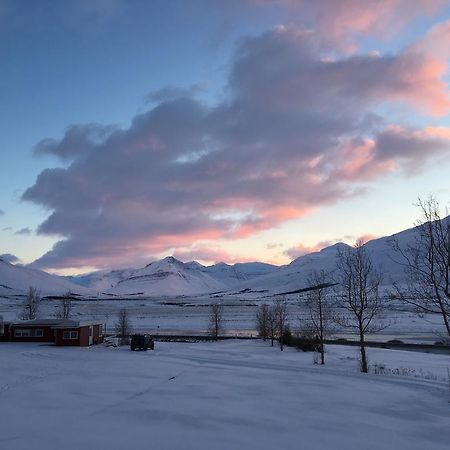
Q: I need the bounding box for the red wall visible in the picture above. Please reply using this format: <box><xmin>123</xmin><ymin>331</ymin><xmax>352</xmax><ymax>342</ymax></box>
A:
<box><xmin>5</xmin><ymin>323</ymin><xmax>104</xmax><ymax>346</ymax></box>
<box><xmin>55</xmin><ymin>328</ymin><xmax>82</xmax><ymax>346</ymax></box>
<box><xmin>55</xmin><ymin>324</ymin><xmax>103</xmax><ymax>346</ymax></box>
<box><xmin>10</xmin><ymin>325</ymin><xmax>55</xmax><ymax>343</ymax></box>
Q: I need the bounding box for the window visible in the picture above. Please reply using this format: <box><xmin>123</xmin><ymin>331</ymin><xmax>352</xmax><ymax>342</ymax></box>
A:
<box><xmin>98</xmin><ymin>325</ymin><xmax>103</xmax><ymax>336</ymax></box>
<box><xmin>15</xmin><ymin>329</ymin><xmax>30</xmax><ymax>337</ymax></box>
<box><xmin>63</xmin><ymin>330</ymin><xmax>78</xmax><ymax>340</ymax></box>
<box><xmin>14</xmin><ymin>329</ymin><xmax>43</xmax><ymax>337</ymax></box>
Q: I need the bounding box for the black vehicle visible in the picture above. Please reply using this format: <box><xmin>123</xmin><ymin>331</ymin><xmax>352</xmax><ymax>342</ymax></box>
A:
<box><xmin>130</xmin><ymin>334</ymin><xmax>154</xmax><ymax>351</ymax></box>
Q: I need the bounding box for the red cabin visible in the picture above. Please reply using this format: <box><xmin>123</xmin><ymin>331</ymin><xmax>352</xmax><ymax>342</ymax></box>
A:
<box><xmin>4</xmin><ymin>319</ymin><xmax>104</xmax><ymax>346</ymax></box>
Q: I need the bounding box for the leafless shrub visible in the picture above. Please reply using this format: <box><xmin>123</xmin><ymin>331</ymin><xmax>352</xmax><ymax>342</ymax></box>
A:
<box><xmin>56</xmin><ymin>292</ymin><xmax>73</xmax><ymax>319</ymax></box>
<box><xmin>267</xmin><ymin>305</ymin><xmax>277</xmax><ymax>347</ymax></box>
<box><xmin>208</xmin><ymin>303</ymin><xmax>223</xmax><ymax>340</ymax></box>
<box><xmin>304</xmin><ymin>270</ymin><xmax>334</xmax><ymax>364</ymax></box>
<box><xmin>372</xmin><ymin>363</ymin><xmax>440</xmax><ymax>381</ymax></box>
<box><xmin>115</xmin><ymin>308</ymin><xmax>132</xmax><ymax>345</ymax></box>
<box><xmin>256</xmin><ymin>303</ymin><xmax>270</xmax><ymax>341</ymax></box>
<box><xmin>274</xmin><ymin>296</ymin><xmax>289</xmax><ymax>351</ymax></box>
<box><xmin>20</xmin><ymin>286</ymin><xmax>41</xmax><ymax>320</ymax></box>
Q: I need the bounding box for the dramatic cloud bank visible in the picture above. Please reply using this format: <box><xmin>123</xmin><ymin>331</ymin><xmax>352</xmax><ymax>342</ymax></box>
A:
<box><xmin>23</xmin><ymin>12</ymin><xmax>450</xmax><ymax>269</ymax></box>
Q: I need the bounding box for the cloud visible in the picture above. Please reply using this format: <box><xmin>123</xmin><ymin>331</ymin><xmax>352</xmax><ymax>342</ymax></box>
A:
<box><xmin>373</xmin><ymin>125</ymin><xmax>450</xmax><ymax>174</ymax></box>
<box><xmin>15</xmin><ymin>227</ymin><xmax>32</xmax><ymax>236</ymax></box>
<box><xmin>284</xmin><ymin>233</ymin><xmax>379</xmax><ymax>260</ymax></box>
<box><xmin>146</xmin><ymin>84</ymin><xmax>207</xmax><ymax>104</ymax></box>
<box><xmin>2</xmin><ymin>226</ymin><xmax>12</xmax><ymax>232</ymax></box>
<box><xmin>356</xmin><ymin>234</ymin><xmax>378</xmax><ymax>245</ymax></box>
<box><xmin>34</xmin><ymin>123</ymin><xmax>117</xmax><ymax>161</ymax></box>
<box><xmin>172</xmin><ymin>245</ymin><xmax>254</xmax><ymax>265</ymax></box>
<box><xmin>0</xmin><ymin>209</ymin><xmax>4</xmax><ymax>215</ymax></box>
<box><xmin>0</xmin><ymin>253</ymin><xmax>22</xmax><ymax>264</ymax></box>
<box><xmin>284</xmin><ymin>241</ymin><xmax>335</xmax><ymax>260</ymax></box>
<box><xmin>266</xmin><ymin>242</ymin><xmax>284</xmax><ymax>250</ymax></box>
<box><xmin>255</xmin><ymin>0</ymin><xmax>447</xmax><ymax>50</ymax></box>
<box><xmin>23</xmin><ymin>23</ymin><xmax>450</xmax><ymax>270</ymax></box>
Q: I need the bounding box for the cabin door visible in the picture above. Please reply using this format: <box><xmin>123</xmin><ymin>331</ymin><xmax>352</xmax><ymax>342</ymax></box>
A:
<box><xmin>89</xmin><ymin>326</ymin><xmax>93</xmax><ymax>346</ymax></box>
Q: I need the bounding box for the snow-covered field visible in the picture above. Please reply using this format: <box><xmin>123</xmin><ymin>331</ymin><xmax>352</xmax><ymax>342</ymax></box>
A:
<box><xmin>1</xmin><ymin>295</ymin><xmax>448</xmax><ymax>343</ymax></box>
<box><xmin>0</xmin><ymin>340</ymin><xmax>449</xmax><ymax>450</ymax></box>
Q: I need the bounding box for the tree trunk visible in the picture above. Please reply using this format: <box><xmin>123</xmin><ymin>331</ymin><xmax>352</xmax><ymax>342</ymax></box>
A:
<box><xmin>359</xmin><ymin>331</ymin><xmax>368</xmax><ymax>373</ymax></box>
<box><xmin>320</xmin><ymin>335</ymin><xmax>325</xmax><ymax>365</ymax></box>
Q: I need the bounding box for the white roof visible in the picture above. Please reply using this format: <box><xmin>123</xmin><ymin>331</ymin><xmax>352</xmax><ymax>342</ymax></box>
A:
<box><xmin>12</xmin><ymin>319</ymin><xmax>103</xmax><ymax>328</ymax></box>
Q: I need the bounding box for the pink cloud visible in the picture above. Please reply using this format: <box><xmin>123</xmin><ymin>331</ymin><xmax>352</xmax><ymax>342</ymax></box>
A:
<box><xmin>254</xmin><ymin>0</ymin><xmax>446</xmax><ymax>50</ymax></box>
<box><xmin>24</xmin><ymin>22</ymin><xmax>450</xmax><ymax>270</ymax></box>
<box><xmin>356</xmin><ymin>234</ymin><xmax>378</xmax><ymax>245</ymax></box>
<box><xmin>173</xmin><ymin>245</ymin><xmax>255</xmax><ymax>265</ymax></box>
<box><xmin>284</xmin><ymin>241</ymin><xmax>335</xmax><ymax>260</ymax></box>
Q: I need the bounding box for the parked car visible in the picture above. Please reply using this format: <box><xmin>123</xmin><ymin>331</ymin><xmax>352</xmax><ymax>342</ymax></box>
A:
<box><xmin>130</xmin><ymin>334</ymin><xmax>154</xmax><ymax>351</ymax></box>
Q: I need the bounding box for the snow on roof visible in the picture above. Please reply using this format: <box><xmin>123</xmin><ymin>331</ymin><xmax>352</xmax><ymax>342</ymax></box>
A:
<box><xmin>11</xmin><ymin>319</ymin><xmax>103</xmax><ymax>328</ymax></box>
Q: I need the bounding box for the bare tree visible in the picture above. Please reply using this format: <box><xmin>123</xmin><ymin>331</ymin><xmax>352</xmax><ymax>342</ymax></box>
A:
<box><xmin>390</xmin><ymin>196</ymin><xmax>450</xmax><ymax>336</ymax></box>
<box><xmin>267</xmin><ymin>305</ymin><xmax>277</xmax><ymax>346</ymax></box>
<box><xmin>115</xmin><ymin>308</ymin><xmax>132</xmax><ymax>345</ymax></box>
<box><xmin>304</xmin><ymin>270</ymin><xmax>334</xmax><ymax>364</ymax></box>
<box><xmin>20</xmin><ymin>286</ymin><xmax>41</xmax><ymax>320</ymax></box>
<box><xmin>335</xmin><ymin>242</ymin><xmax>384</xmax><ymax>373</ymax></box>
<box><xmin>274</xmin><ymin>296</ymin><xmax>289</xmax><ymax>351</ymax></box>
<box><xmin>256</xmin><ymin>303</ymin><xmax>270</xmax><ymax>341</ymax></box>
<box><xmin>56</xmin><ymin>292</ymin><xmax>73</xmax><ymax>319</ymax></box>
<box><xmin>208</xmin><ymin>303</ymin><xmax>224</xmax><ymax>340</ymax></box>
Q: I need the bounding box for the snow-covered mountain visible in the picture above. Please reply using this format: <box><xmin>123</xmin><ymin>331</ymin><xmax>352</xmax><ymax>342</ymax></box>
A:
<box><xmin>203</xmin><ymin>262</ymin><xmax>277</xmax><ymax>287</ymax></box>
<box><xmin>236</xmin><ymin>243</ymin><xmax>351</xmax><ymax>295</ymax></box>
<box><xmin>107</xmin><ymin>256</ymin><xmax>228</xmax><ymax>297</ymax></box>
<box><xmin>0</xmin><ymin>257</ymin><xmax>93</xmax><ymax>297</ymax></box>
<box><xmin>3</xmin><ymin>218</ymin><xmax>445</xmax><ymax>298</ymax></box>
<box><xmin>235</xmin><ymin>223</ymin><xmax>426</xmax><ymax>295</ymax></box>
<box><xmin>68</xmin><ymin>268</ymin><xmax>136</xmax><ymax>292</ymax></box>
<box><xmin>67</xmin><ymin>258</ymin><xmax>278</xmax><ymax>297</ymax></box>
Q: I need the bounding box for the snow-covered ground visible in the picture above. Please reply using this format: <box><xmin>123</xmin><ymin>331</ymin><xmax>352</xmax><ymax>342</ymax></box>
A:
<box><xmin>0</xmin><ymin>340</ymin><xmax>449</xmax><ymax>450</ymax></box>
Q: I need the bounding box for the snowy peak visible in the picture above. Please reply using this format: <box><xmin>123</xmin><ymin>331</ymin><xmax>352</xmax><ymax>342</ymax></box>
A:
<box><xmin>205</xmin><ymin>261</ymin><xmax>277</xmax><ymax>286</ymax></box>
<box><xmin>0</xmin><ymin>259</ymin><xmax>93</xmax><ymax>297</ymax></box>
<box><xmin>80</xmin><ymin>257</ymin><xmax>278</xmax><ymax>297</ymax></box>
<box><xmin>106</xmin><ymin>256</ymin><xmax>225</xmax><ymax>297</ymax></box>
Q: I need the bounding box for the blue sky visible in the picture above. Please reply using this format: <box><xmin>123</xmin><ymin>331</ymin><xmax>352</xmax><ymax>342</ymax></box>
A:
<box><xmin>1</xmin><ymin>0</ymin><xmax>450</xmax><ymax>274</ymax></box>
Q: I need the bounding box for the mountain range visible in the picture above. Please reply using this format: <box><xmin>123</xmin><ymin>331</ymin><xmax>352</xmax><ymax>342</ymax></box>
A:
<box><xmin>0</xmin><ymin>220</ymin><xmax>438</xmax><ymax>298</ymax></box>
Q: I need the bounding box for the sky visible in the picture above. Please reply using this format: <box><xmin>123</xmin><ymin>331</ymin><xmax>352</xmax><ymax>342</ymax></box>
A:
<box><xmin>1</xmin><ymin>0</ymin><xmax>450</xmax><ymax>275</ymax></box>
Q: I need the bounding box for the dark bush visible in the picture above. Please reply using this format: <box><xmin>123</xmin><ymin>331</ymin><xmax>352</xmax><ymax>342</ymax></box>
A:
<box><xmin>285</xmin><ymin>331</ymin><xmax>321</xmax><ymax>352</ymax></box>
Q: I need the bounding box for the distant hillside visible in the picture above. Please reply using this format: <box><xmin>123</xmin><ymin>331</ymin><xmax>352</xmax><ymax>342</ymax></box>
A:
<box><xmin>0</xmin><ymin>257</ymin><xmax>93</xmax><ymax>297</ymax></box>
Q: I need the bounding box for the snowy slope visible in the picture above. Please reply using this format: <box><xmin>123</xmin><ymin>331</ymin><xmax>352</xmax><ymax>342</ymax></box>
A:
<box><xmin>236</xmin><ymin>222</ymin><xmax>437</xmax><ymax>295</ymax></box>
<box><xmin>0</xmin><ymin>258</ymin><xmax>93</xmax><ymax>296</ymax></box>
<box><xmin>204</xmin><ymin>261</ymin><xmax>277</xmax><ymax>286</ymax></box>
<box><xmin>73</xmin><ymin>258</ymin><xmax>277</xmax><ymax>297</ymax></box>
<box><xmin>236</xmin><ymin>243</ymin><xmax>350</xmax><ymax>294</ymax></box>
<box><xmin>68</xmin><ymin>268</ymin><xmax>135</xmax><ymax>292</ymax></box>
<box><xmin>107</xmin><ymin>256</ymin><xmax>228</xmax><ymax>296</ymax></box>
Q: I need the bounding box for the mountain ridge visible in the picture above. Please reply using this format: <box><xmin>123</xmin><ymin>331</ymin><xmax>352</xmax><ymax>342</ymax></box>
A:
<box><xmin>2</xmin><ymin>218</ymin><xmax>447</xmax><ymax>297</ymax></box>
